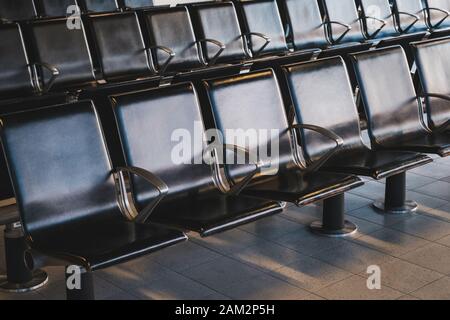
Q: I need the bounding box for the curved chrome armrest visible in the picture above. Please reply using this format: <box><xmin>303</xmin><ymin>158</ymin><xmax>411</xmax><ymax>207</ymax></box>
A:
<box><xmin>397</xmin><ymin>11</ymin><xmax>420</xmax><ymax>33</ymax></box>
<box><xmin>427</xmin><ymin>7</ymin><xmax>450</xmax><ymax>29</ymax></box>
<box><xmin>114</xmin><ymin>166</ymin><xmax>169</xmax><ymax>224</ymax></box>
<box><xmin>421</xmin><ymin>93</ymin><xmax>450</xmax><ymax>133</ymax></box>
<box><xmin>361</xmin><ymin>16</ymin><xmax>387</xmax><ymax>39</ymax></box>
<box><xmin>146</xmin><ymin>45</ymin><xmax>175</xmax><ymax>75</ymax></box>
<box><xmin>290</xmin><ymin>124</ymin><xmax>344</xmax><ymax>173</ymax></box>
<box><xmin>322</xmin><ymin>21</ymin><xmax>352</xmax><ymax>44</ymax></box>
<box><xmin>209</xmin><ymin>144</ymin><xmax>268</xmax><ymax>196</ymax></box>
<box><xmin>31</xmin><ymin>62</ymin><xmax>60</xmax><ymax>93</ymax></box>
<box><xmin>196</xmin><ymin>38</ymin><xmax>226</xmax><ymax>66</ymax></box>
<box><xmin>243</xmin><ymin>32</ymin><xmax>271</xmax><ymax>58</ymax></box>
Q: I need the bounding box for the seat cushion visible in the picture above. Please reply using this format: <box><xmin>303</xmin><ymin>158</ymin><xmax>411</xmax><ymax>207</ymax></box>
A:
<box><xmin>323</xmin><ymin>148</ymin><xmax>433</xmax><ymax>179</ymax></box>
<box><xmin>150</xmin><ymin>191</ymin><xmax>283</xmax><ymax>237</ymax></box>
<box><xmin>32</xmin><ymin>216</ymin><xmax>187</xmax><ymax>271</ymax></box>
<box><xmin>242</xmin><ymin>170</ymin><xmax>363</xmax><ymax>206</ymax></box>
<box><xmin>381</xmin><ymin>132</ymin><xmax>450</xmax><ymax>157</ymax></box>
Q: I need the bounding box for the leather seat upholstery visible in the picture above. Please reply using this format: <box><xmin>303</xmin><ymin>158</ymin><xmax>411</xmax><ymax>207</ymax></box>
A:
<box><xmin>123</xmin><ymin>0</ymin><xmax>153</xmax><ymax>9</ymax></box>
<box><xmin>425</xmin><ymin>0</ymin><xmax>450</xmax><ymax>30</ymax></box>
<box><xmin>111</xmin><ymin>83</ymin><xmax>283</xmax><ymax>237</ymax></box>
<box><xmin>190</xmin><ymin>1</ymin><xmax>248</xmax><ymax>64</ymax></box>
<box><xmin>413</xmin><ymin>37</ymin><xmax>450</xmax><ymax>132</ymax></box>
<box><xmin>89</xmin><ymin>11</ymin><xmax>154</xmax><ymax>81</ymax></box>
<box><xmin>0</xmin><ymin>101</ymin><xmax>187</xmax><ymax>271</ymax></box>
<box><xmin>280</xmin><ymin>57</ymin><xmax>432</xmax><ymax>180</ymax></box>
<box><xmin>359</xmin><ymin>0</ymin><xmax>400</xmax><ymax>40</ymax></box>
<box><xmin>0</xmin><ymin>24</ymin><xmax>35</xmax><ymax>98</ymax></box>
<box><xmin>84</xmin><ymin>0</ymin><xmax>119</xmax><ymax>12</ymax></box>
<box><xmin>238</xmin><ymin>0</ymin><xmax>289</xmax><ymax>57</ymax></box>
<box><xmin>392</xmin><ymin>0</ymin><xmax>429</xmax><ymax>34</ymax></box>
<box><xmin>27</xmin><ymin>18</ymin><xmax>96</xmax><ymax>91</ymax></box>
<box><xmin>40</xmin><ymin>0</ymin><xmax>79</xmax><ymax>17</ymax></box>
<box><xmin>143</xmin><ymin>7</ymin><xmax>203</xmax><ymax>73</ymax></box>
<box><xmin>321</xmin><ymin>0</ymin><xmax>365</xmax><ymax>44</ymax></box>
<box><xmin>203</xmin><ymin>69</ymin><xmax>363</xmax><ymax>206</ymax></box>
<box><xmin>0</xmin><ymin>0</ymin><xmax>37</xmax><ymax>21</ymax></box>
<box><xmin>351</xmin><ymin>46</ymin><xmax>450</xmax><ymax>157</ymax></box>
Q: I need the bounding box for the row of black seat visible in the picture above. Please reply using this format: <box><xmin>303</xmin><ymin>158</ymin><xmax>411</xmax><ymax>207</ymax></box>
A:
<box><xmin>0</xmin><ymin>0</ymin><xmax>157</xmax><ymax>21</ymax></box>
<box><xmin>0</xmin><ymin>37</ymin><xmax>448</xmax><ymax>298</ymax></box>
<box><xmin>3</xmin><ymin>0</ymin><xmax>450</xmax><ymax>104</ymax></box>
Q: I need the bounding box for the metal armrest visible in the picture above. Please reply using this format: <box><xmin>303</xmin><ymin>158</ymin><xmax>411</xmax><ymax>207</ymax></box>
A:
<box><xmin>31</xmin><ymin>62</ymin><xmax>60</xmax><ymax>93</ymax></box>
<box><xmin>114</xmin><ymin>166</ymin><xmax>169</xmax><ymax>223</ymax></box>
<box><xmin>210</xmin><ymin>144</ymin><xmax>267</xmax><ymax>196</ymax></box>
<box><xmin>243</xmin><ymin>32</ymin><xmax>271</xmax><ymax>58</ymax></box>
<box><xmin>322</xmin><ymin>21</ymin><xmax>352</xmax><ymax>44</ymax></box>
<box><xmin>428</xmin><ymin>7</ymin><xmax>450</xmax><ymax>29</ymax></box>
<box><xmin>421</xmin><ymin>93</ymin><xmax>450</xmax><ymax>132</ymax></box>
<box><xmin>196</xmin><ymin>38</ymin><xmax>226</xmax><ymax>66</ymax></box>
<box><xmin>361</xmin><ymin>16</ymin><xmax>387</xmax><ymax>39</ymax></box>
<box><xmin>290</xmin><ymin>124</ymin><xmax>344</xmax><ymax>173</ymax></box>
<box><xmin>146</xmin><ymin>45</ymin><xmax>175</xmax><ymax>75</ymax></box>
<box><xmin>397</xmin><ymin>11</ymin><xmax>420</xmax><ymax>33</ymax></box>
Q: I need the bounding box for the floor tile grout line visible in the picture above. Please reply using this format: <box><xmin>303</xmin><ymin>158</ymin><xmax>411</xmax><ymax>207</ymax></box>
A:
<box><xmin>407</xmin><ymin>274</ymin><xmax>448</xmax><ymax>298</ymax></box>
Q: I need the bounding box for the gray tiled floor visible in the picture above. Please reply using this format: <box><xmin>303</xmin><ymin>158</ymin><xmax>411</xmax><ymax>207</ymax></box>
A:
<box><xmin>1</xmin><ymin>157</ymin><xmax>450</xmax><ymax>300</ymax></box>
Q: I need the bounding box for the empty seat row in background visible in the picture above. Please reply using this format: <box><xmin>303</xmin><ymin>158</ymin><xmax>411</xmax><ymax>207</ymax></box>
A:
<box><xmin>1</xmin><ymin>39</ymin><xmax>449</xmax><ymax>299</ymax></box>
<box><xmin>0</xmin><ymin>0</ymin><xmax>449</xmax><ymax>299</ymax></box>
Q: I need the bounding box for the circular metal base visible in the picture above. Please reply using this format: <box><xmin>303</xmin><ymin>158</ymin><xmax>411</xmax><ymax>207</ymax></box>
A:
<box><xmin>310</xmin><ymin>220</ymin><xmax>358</xmax><ymax>238</ymax></box>
<box><xmin>373</xmin><ymin>199</ymin><xmax>418</xmax><ymax>215</ymax></box>
<box><xmin>0</xmin><ymin>270</ymin><xmax>48</xmax><ymax>293</ymax></box>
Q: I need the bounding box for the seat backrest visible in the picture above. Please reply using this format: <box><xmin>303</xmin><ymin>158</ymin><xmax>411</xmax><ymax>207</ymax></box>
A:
<box><xmin>281</xmin><ymin>57</ymin><xmax>364</xmax><ymax>162</ymax></box>
<box><xmin>0</xmin><ymin>101</ymin><xmax>119</xmax><ymax>238</ymax></box>
<box><xmin>321</xmin><ymin>0</ymin><xmax>365</xmax><ymax>43</ymax></box>
<box><xmin>84</xmin><ymin>0</ymin><xmax>119</xmax><ymax>12</ymax></box>
<box><xmin>28</xmin><ymin>18</ymin><xmax>96</xmax><ymax>90</ymax></box>
<box><xmin>359</xmin><ymin>0</ymin><xmax>398</xmax><ymax>39</ymax></box>
<box><xmin>123</xmin><ymin>0</ymin><xmax>154</xmax><ymax>9</ymax></box>
<box><xmin>351</xmin><ymin>46</ymin><xmax>427</xmax><ymax>146</ymax></box>
<box><xmin>239</xmin><ymin>0</ymin><xmax>288</xmax><ymax>56</ymax></box>
<box><xmin>426</xmin><ymin>0</ymin><xmax>450</xmax><ymax>29</ymax></box>
<box><xmin>89</xmin><ymin>12</ymin><xmax>153</xmax><ymax>81</ymax></box>
<box><xmin>143</xmin><ymin>6</ymin><xmax>203</xmax><ymax>72</ymax></box>
<box><xmin>112</xmin><ymin>83</ymin><xmax>216</xmax><ymax>206</ymax></box>
<box><xmin>204</xmin><ymin>69</ymin><xmax>296</xmax><ymax>178</ymax></box>
<box><xmin>191</xmin><ymin>1</ymin><xmax>247</xmax><ymax>63</ymax></box>
<box><xmin>392</xmin><ymin>0</ymin><xmax>428</xmax><ymax>33</ymax></box>
<box><xmin>0</xmin><ymin>0</ymin><xmax>37</xmax><ymax>21</ymax></box>
<box><xmin>39</xmin><ymin>0</ymin><xmax>78</xmax><ymax>17</ymax></box>
<box><xmin>281</xmin><ymin>0</ymin><xmax>328</xmax><ymax>50</ymax></box>
<box><xmin>0</xmin><ymin>24</ymin><xmax>34</xmax><ymax>97</ymax></box>
<box><xmin>413</xmin><ymin>37</ymin><xmax>450</xmax><ymax>130</ymax></box>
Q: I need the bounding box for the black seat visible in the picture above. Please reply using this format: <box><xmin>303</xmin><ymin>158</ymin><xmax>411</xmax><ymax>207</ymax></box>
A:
<box><xmin>321</xmin><ymin>0</ymin><xmax>365</xmax><ymax>45</ymax></box>
<box><xmin>392</xmin><ymin>0</ymin><xmax>429</xmax><ymax>34</ymax></box>
<box><xmin>89</xmin><ymin>11</ymin><xmax>155</xmax><ymax>81</ymax></box>
<box><xmin>111</xmin><ymin>83</ymin><xmax>283</xmax><ymax>237</ymax></box>
<box><xmin>190</xmin><ymin>1</ymin><xmax>247</xmax><ymax>64</ymax></box>
<box><xmin>280</xmin><ymin>57</ymin><xmax>432</xmax><ymax>214</ymax></box>
<box><xmin>425</xmin><ymin>0</ymin><xmax>450</xmax><ymax>31</ymax></box>
<box><xmin>39</xmin><ymin>0</ymin><xmax>78</xmax><ymax>17</ymax></box>
<box><xmin>412</xmin><ymin>37</ymin><xmax>450</xmax><ymax>132</ymax></box>
<box><xmin>0</xmin><ymin>100</ymin><xmax>187</xmax><ymax>299</ymax></box>
<box><xmin>123</xmin><ymin>0</ymin><xmax>153</xmax><ymax>9</ymax></box>
<box><xmin>0</xmin><ymin>24</ymin><xmax>35</xmax><ymax>99</ymax></box>
<box><xmin>142</xmin><ymin>6</ymin><xmax>203</xmax><ymax>73</ymax></box>
<box><xmin>84</xmin><ymin>0</ymin><xmax>119</xmax><ymax>12</ymax></box>
<box><xmin>0</xmin><ymin>0</ymin><xmax>37</xmax><ymax>22</ymax></box>
<box><xmin>27</xmin><ymin>17</ymin><xmax>96</xmax><ymax>92</ymax></box>
<box><xmin>203</xmin><ymin>69</ymin><xmax>364</xmax><ymax>236</ymax></box>
<box><xmin>238</xmin><ymin>0</ymin><xmax>289</xmax><ymax>58</ymax></box>
<box><xmin>351</xmin><ymin>45</ymin><xmax>450</xmax><ymax>157</ymax></box>
<box><xmin>358</xmin><ymin>0</ymin><xmax>400</xmax><ymax>40</ymax></box>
